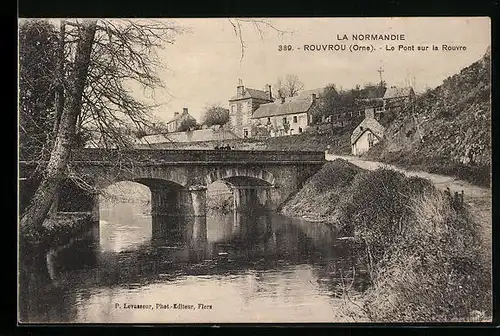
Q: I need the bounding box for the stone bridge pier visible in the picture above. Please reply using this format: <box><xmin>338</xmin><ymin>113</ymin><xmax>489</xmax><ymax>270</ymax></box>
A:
<box><xmin>232</xmin><ymin>186</ymin><xmax>273</xmax><ymax>212</ymax></box>
<box><xmin>148</xmin><ymin>184</ymin><xmax>207</xmax><ymax>241</ymax></box>
<box><xmin>149</xmin><ymin>185</ymin><xmax>207</xmax><ymax>217</ymax></box>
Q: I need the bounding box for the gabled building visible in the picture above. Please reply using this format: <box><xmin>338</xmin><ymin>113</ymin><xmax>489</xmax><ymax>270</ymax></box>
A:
<box><xmin>383</xmin><ymin>86</ymin><xmax>416</xmax><ymax>110</ymax></box>
<box><xmin>228</xmin><ymin>79</ymin><xmax>274</xmax><ymax>138</ymax></box>
<box><xmin>251</xmin><ymin>93</ymin><xmax>319</xmax><ymax>137</ymax></box>
<box><xmin>351</xmin><ymin>108</ymin><xmax>385</xmax><ymax>155</ymax></box>
<box><xmin>355</xmin><ymin>85</ymin><xmax>387</xmax><ymax>119</ymax></box>
<box><xmin>165</xmin><ymin>107</ymin><xmax>197</xmax><ymax>133</ymax></box>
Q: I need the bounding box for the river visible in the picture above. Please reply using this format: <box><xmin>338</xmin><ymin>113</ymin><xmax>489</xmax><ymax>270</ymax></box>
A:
<box><xmin>18</xmin><ymin>202</ymin><xmax>369</xmax><ymax>324</ymax></box>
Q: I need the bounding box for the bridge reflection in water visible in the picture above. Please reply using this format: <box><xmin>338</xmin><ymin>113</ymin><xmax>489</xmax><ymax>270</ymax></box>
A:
<box><xmin>19</xmin><ymin>202</ymin><xmax>369</xmax><ymax>323</ymax></box>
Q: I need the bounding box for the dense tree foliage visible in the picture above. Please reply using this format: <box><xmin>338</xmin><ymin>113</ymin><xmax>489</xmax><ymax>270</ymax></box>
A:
<box><xmin>203</xmin><ymin>105</ymin><xmax>230</xmax><ymax>128</ymax></box>
<box><xmin>177</xmin><ymin>117</ymin><xmax>199</xmax><ymax>132</ymax></box>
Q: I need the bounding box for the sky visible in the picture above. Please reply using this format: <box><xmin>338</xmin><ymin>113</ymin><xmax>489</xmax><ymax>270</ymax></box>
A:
<box><xmin>122</xmin><ymin>17</ymin><xmax>491</xmax><ymax>123</ymax></box>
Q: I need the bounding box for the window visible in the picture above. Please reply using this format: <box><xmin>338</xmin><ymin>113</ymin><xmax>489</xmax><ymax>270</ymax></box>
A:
<box><xmin>243</xmin><ymin>129</ymin><xmax>248</xmax><ymax>138</ymax></box>
<box><xmin>299</xmin><ymin>127</ymin><xmax>303</xmax><ymax>134</ymax></box>
<box><xmin>293</xmin><ymin>116</ymin><xmax>298</xmax><ymax>123</ymax></box>
<box><xmin>267</xmin><ymin>117</ymin><xmax>271</xmax><ymax>124</ymax></box>
<box><xmin>231</xmin><ymin>105</ymin><xmax>234</xmax><ymax>113</ymax></box>
<box><xmin>283</xmin><ymin>117</ymin><xmax>287</xmax><ymax>124</ymax></box>
<box><xmin>368</xmin><ymin>132</ymin><xmax>375</xmax><ymax>147</ymax></box>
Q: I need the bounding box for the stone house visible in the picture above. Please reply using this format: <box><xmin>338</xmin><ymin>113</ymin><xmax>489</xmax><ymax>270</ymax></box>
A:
<box><xmin>251</xmin><ymin>93</ymin><xmax>319</xmax><ymax>137</ymax></box>
<box><xmin>165</xmin><ymin>107</ymin><xmax>197</xmax><ymax>133</ymax></box>
<box><xmin>351</xmin><ymin>108</ymin><xmax>385</xmax><ymax>155</ymax></box>
<box><xmin>228</xmin><ymin>79</ymin><xmax>274</xmax><ymax>138</ymax></box>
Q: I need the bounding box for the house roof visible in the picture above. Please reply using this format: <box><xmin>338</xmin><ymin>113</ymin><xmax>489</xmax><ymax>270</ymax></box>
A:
<box><xmin>358</xmin><ymin>86</ymin><xmax>387</xmax><ymax>100</ymax></box>
<box><xmin>166</xmin><ymin>113</ymin><xmax>182</xmax><ymax>124</ymax></box>
<box><xmin>136</xmin><ymin>128</ymin><xmax>239</xmax><ymax>144</ymax></box>
<box><xmin>166</xmin><ymin>111</ymin><xmax>196</xmax><ymax>124</ymax></box>
<box><xmin>350</xmin><ymin>117</ymin><xmax>385</xmax><ymax>144</ymax></box>
<box><xmin>136</xmin><ymin>133</ymin><xmax>172</xmax><ymax>144</ymax></box>
<box><xmin>251</xmin><ymin>96</ymin><xmax>314</xmax><ymax>119</ymax></box>
<box><xmin>229</xmin><ymin>87</ymin><xmax>273</xmax><ymax>101</ymax></box>
<box><xmin>383</xmin><ymin>86</ymin><xmax>414</xmax><ymax>99</ymax></box>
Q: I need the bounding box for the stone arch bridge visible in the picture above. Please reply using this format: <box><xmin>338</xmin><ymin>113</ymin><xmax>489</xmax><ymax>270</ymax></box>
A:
<box><xmin>20</xmin><ymin>149</ymin><xmax>325</xmax><ymax>223</ymax></box>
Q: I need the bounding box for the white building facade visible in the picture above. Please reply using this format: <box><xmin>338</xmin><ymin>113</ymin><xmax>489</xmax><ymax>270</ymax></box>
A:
<box><xmin>351</xmin><ymin>113</ymin><xmax>385</xmax><ymax>155</ymax></box>
<box><xmin>251</xmin><ymin>94</ymin><xmax>318</xmax><ymax>137</ymax></box>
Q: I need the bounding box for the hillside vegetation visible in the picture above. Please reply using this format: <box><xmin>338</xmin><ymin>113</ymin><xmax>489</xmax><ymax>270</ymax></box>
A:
<box><xmin>365</xmin><ymin>47</ymin><xmax>491</xmax><ymax>187</ymax></box>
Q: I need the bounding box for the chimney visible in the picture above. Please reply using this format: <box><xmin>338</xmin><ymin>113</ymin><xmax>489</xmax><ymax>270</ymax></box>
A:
<box><xmin>265</xmin><ymin>84</ymin><xmax>272</xmax><ymax>100</ymax></box>
<box><xmin>365</xmin><ymin>108</ymin><xmax>375</xmax><ymax>119</ymax></box>
<box><xmin>174</xmin><ymin>112</ymin><xmax>179</xmax><ymax>117</ymax></box>
<box><xmin>311</xmin><ymin>93</ymin><xmax>317</xmax><ymax>102</ymax></box>
<box><xmin>237</xmin><ymin>78</ymin><xmax>245</xmax><ymax>97</ymax></box>
<box><xmin>183</xmin><ymin>107</ymin><xmax>188</xmax><ymax>114</ymax></box>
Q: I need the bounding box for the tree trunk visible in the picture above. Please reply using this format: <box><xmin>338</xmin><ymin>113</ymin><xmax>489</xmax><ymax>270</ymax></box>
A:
<box><xmin>20</xmin><ymin>20</ymin><xmax>97</xmax><ymax>239</ymax></box>
<box><xmin>52</xmin><ymin>20</ymin><xmax>66</xmax><ymax>136</ymax></box>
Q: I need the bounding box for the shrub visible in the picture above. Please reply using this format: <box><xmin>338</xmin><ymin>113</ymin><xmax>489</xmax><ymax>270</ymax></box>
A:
<box><xmin>362</xmin><ymin>189</ymin><xmax>490</xmax><ymax>321</ymax></box>
<box><xmin>336</xmin><ymin>168</ymin><xmax>491</xmax><ymax>322</ymax></box>
<box><xmin>337</xmin><ymin>169</ymin><xmax>418</xmax><ymax>263</ymax></box>
<box><xmin>309</xmin><ymin>159</ymin><xmax>364</xmax><ymax>193</ymax></box>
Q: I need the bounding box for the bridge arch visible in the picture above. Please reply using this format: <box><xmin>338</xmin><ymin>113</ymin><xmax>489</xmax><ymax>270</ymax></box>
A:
<box><xmin>93</xmin><ymin>173</ymin><xmax>188</xmax><ymax>192</ymax></box>
<box><xmin>205</xmin><ymin>167</ymin><xmax>276</xmax><ymax>186</ymax></box>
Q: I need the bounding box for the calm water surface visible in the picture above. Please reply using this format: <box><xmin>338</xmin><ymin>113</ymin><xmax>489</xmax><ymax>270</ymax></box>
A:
<box><xmin>19</xmin><ymin>202</ymin><xmax>368</xmax><ymax>323</ymax></box>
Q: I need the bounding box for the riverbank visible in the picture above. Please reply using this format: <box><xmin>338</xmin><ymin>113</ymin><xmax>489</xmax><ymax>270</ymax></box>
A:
<box><xmin>20</xmin><ymin>212</ymin><xmax>96</xmax><ymax>253</ymax></box>
<box><xmin>280</xmin><ymin>158</ymin><xmax>491</xmax><ymax>322</ymax></box>
<box><xmin>280</xmin><ymin>159</ymin><xmax>365</xmax><ymax>232</ymax></box>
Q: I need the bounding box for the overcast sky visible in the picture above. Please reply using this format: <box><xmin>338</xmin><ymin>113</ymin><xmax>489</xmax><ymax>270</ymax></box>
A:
<box><xmin>126</xmin><ymin>17</ymin><xmax>490</xmax><ymax>123</ymax></box>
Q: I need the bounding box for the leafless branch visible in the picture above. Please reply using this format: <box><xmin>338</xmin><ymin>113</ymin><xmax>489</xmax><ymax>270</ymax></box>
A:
<box><xmin>228</xmin><ymin>18</ymin><xmax>291</xmax><ymax>63</ymax></box>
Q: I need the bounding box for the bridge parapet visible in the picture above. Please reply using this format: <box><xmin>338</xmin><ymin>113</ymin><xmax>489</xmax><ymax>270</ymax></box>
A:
<box><xmin>66</xmin><ymin>149</ymin><xmax>326</xmax><ymax>165</ymax></box>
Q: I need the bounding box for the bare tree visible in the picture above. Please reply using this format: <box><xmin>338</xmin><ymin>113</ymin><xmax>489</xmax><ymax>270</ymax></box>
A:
<box><xmin>273</xmin><ymin>74</ymin><xmax>304</xmax><ymax>99</ymax></box>
<box><xmin>313</xmin><ymin>84</ymin><xmax>339</xmax><ymax>124</ymax></box>
<box><xmin>19</xmin><ymin>19</ymin><xmax>182</xmax><ymax>238</ymax></box>
<box><xmin>20</xmin><ymin>20</ymin><xmax>98</xmax><ymax>237</ymax></box>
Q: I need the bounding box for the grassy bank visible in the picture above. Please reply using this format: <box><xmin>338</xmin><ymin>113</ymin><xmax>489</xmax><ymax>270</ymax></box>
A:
<box><xmin>280</xmin><ymin>159</ymin><xmax>365</xmax><ymax>228</ymax></box>
<box><xmin>262</xmin><ymin>129</ymin><xmax>352</xmax><ymax>154</ymax></box>
<box><xmin>282</xmin><ymin>160</ymin><xmax>491</xmax><ymax>322</ymax></box>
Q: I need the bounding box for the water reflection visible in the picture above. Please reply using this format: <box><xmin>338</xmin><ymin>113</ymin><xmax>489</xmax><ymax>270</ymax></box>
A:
<box><xmin>19</xmin><ymin>203</ymin><xmax>368</xmax><ymax>323</ymax></box>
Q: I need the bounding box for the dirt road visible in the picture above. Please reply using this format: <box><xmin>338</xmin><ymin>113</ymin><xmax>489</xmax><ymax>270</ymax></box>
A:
<box><xmin>325</xmin><ymin>153</ymin><xmax>492</xmax><ymax>262</ymax></box>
